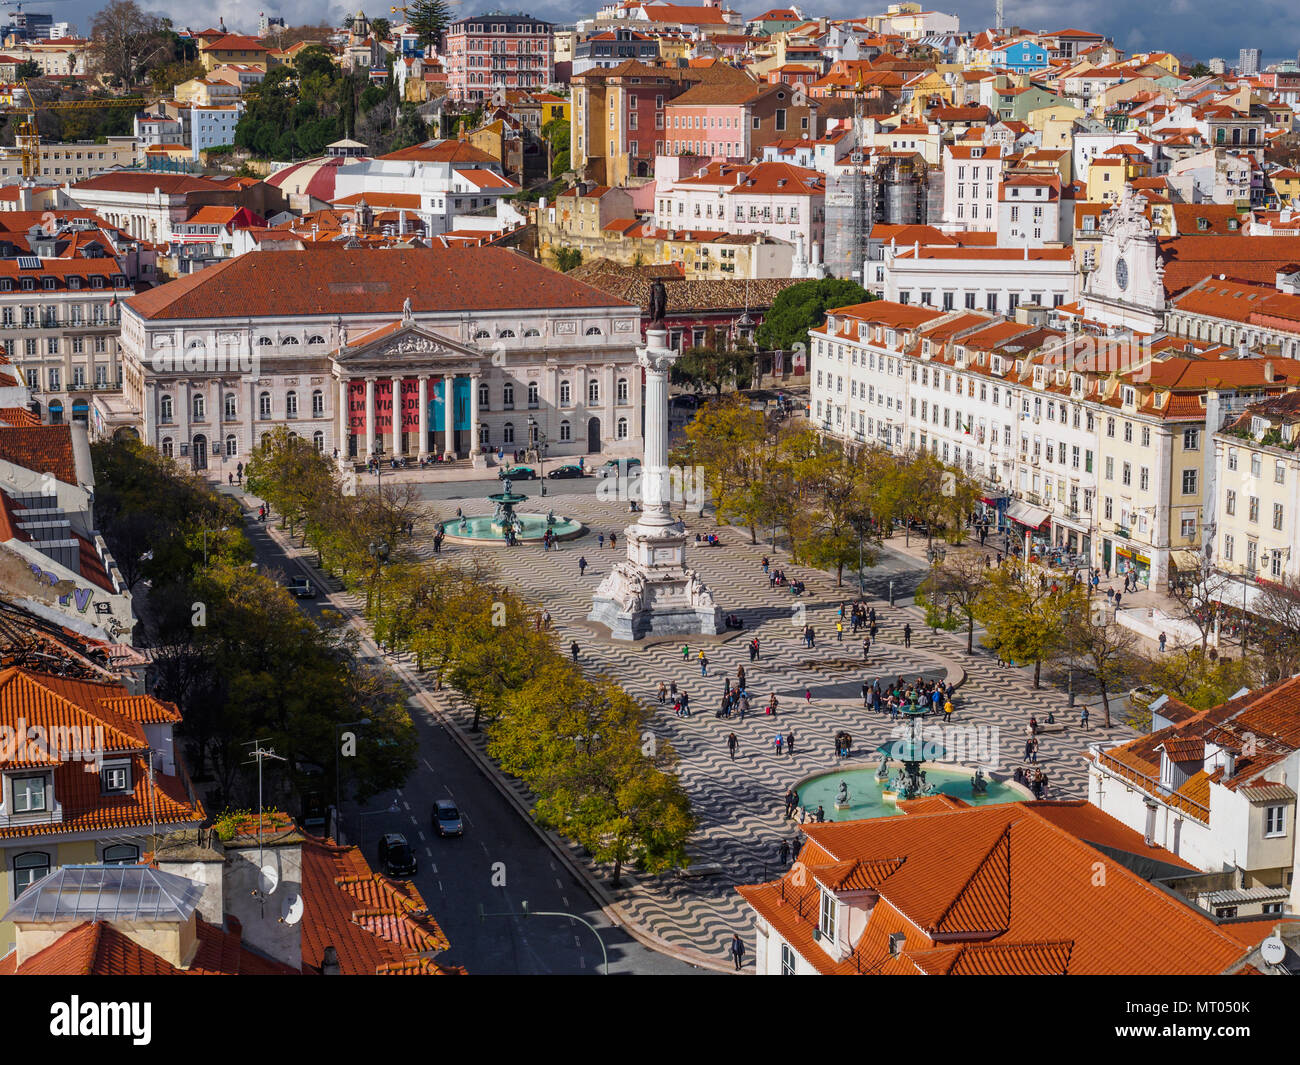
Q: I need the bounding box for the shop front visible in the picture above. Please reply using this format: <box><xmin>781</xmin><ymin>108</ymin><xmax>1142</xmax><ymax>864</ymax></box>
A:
<box><xmin>979</xmin><ymin>493</ymin><xmax>1009</xmax><ymax>533</ymax></box>
<box><xmin>1051</xmin><ymin>513</ymin><xmax>1091</xmax><ymax>563</ymax></box>
<box><xmin>1113</xmin><ymin>542</ymin><xmax>1151</xmax><ymax>587</ymax></box>
<box><xmin>1005</xmin><ymin>499</ymin><xmax>1051</xmax><ymax>555</ymax></box>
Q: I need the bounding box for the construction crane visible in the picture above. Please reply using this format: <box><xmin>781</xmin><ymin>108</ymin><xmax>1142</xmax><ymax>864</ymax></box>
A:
<box><xmin>6</xmin><ymin>79</ymin><xmax>153</xmax><ymax>176</ymax></box>
<box><xmin>5</xmin><ymin>79</ymin><xmax>264</xmax><ymax>177</ymax></box>
<box><xmin>0</xmin><ymin>0</ymin><xmax>73</xmax><ymax>34</ymax></box>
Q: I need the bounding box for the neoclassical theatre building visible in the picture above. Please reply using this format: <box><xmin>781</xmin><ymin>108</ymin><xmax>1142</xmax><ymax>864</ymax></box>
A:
<box><xmin>109</xmin><ymin>246</ymin><xmax>646</xmax><ymax>469</ymax></box>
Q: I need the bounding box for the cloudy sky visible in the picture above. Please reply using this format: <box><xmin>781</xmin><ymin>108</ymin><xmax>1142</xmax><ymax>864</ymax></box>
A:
<box><xmin>50</xmin><ymin>0</ymin><xmax>1300</xmax><ymax>66</ymax></box>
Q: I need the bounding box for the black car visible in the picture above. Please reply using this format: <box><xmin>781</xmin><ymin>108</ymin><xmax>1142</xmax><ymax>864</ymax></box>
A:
<box><xmin>547</xmin><ymin>464</ymin><xmax>585</xmax><ymax>479</ymax></box>
<box><xmin>377</xmin><ymin>832</ymin><xmax>417</xmax><ymax>877</ymax></box>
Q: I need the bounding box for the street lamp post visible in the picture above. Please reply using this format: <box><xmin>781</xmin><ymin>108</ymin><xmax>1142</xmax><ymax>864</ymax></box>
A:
<box><xmin>357</xmin><ymin>801</ymin><xmax>400</xmax><ymax>853</ymax></box>
<box><xmin>367</xmin><ymin>539</ymin><xmax>390</xmax><ymax>622</ymax></box>
<box><xmin>528</xmin><ymin>415</ymin><xmax>549</xmax><ymax>496</ymax></box>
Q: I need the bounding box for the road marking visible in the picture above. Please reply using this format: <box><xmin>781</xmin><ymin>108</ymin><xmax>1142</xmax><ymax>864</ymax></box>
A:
<box><xmin>555</xmin><ymin>877</ymin><xmax>563</xmax><ymax>889</ymax></box>
<box><xmin>437</xmin><ymin>880</ymin><xmax>443</xmax><ymax>893</ymax></box>
<box><xmin>579</xmin><ymin>955</ymin><xmax>586</xmax><ymax>969</ymax></box>
<box><xmin>425</xmin><ymin>847</ymin><xmax>433</xmax><ymax>857</ymax></box>
<box><xmin>430</xmin><ymin>863</ymin><xmax>438</xmax><ymax>873</ymax></box>
<box><xmin>402</xmin><ymin>800</ymin><xmax>411</xmax><ymax>811</ymax></box>
<box><xmin>416</xmin><ymin>830</ymin><xmax>425</xmax><ymax>840</ymax></box>
<box><xmin>562</xmin><ymin>896</ymin><xmax>569</xmax><ymax>908</ymax></box>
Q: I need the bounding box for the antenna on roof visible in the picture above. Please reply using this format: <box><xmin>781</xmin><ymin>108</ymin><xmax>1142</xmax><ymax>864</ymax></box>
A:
<box><xmin>243</xmin><ymin>739</ymin><xmax>287</xmax><ymax>919</ymax></box>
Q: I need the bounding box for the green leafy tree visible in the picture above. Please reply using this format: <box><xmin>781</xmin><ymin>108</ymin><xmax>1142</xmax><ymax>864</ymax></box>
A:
<box><xmin>552</xmin><ymin>246</ymin><xmax>583</xmax><ymax>272</ymax></box>
<box><xmin>671</xmin><ymin>343</ymin><xmax>754</xmax><ymax>396</ymax></box>
<box><xmin>975</xmin><ymin>561</ymin><xmax>1078</xmax><ymax>688</ymax></box>
<box><xmin>370</xmin><ymin>17</ymin><xmax>392</xmax><ymax>41</ymax></box>
<box><xmin>754</xmin><ymin>278</ymin><xmax>872</xmax><ymax>352</ymax></box>
<box><xmin>391</xmin><ymin>101</ymin><xmax>429</xmax><ymax>151</ymax></box>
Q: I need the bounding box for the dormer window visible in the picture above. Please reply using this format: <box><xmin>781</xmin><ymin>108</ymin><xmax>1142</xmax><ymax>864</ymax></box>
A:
<box><xmin>1123</xmin><ymin>386</ymin><xmax>1136</xmax><ymax>407</ymax></box>
<box><xmin>11</xmin><ymin>773</ymin><xmax>48</xmax><ymax>813</ymax></box>
<box><xmin>819</xmin><ymin>889</ymin><xmax>837</xmax><ymax>943</ymax></box>
<box><xmin>100</xmin><ymin>762</ymin><xmax>132</xmax><ymax>795</ymax></box>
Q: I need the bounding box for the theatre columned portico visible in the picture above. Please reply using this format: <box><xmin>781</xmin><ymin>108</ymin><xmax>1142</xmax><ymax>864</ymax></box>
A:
<box><xmin>333</xmin><ymin>316</ymin><xmax>483</xmax><ymax>462</ymax></box>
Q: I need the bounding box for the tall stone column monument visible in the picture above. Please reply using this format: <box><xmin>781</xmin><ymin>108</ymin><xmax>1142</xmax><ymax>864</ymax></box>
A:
<box><xmin>589</xmin><ymin>289</ymin><xmax>721</xmax><ymax>639</ymax></box>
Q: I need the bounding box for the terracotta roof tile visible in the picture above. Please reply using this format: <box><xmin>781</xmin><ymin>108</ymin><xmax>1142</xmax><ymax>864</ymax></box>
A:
<box><xmin>127</xmin><ymin>246</ymin><xmax>633</xmax><ymax>321</ymax></box>
<box><xmin>739</xmin><ymin>801</ymin><xmax>1253</xmax><ymax>974</ymax></box>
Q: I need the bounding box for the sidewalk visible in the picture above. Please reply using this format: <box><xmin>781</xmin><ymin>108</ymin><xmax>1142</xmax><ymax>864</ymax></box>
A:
<box><xmin>234</xmin><ymin>487</ymin><xmax>733</xmax><ymax>973</ymax></box>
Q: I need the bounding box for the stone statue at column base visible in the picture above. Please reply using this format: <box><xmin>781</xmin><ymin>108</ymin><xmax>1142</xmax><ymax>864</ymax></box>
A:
<box><xmin>589</xmin><ymin>557</ymin><xmax>721</xmax><ymax>640</ymax></box>
<box><xmin>589</xmin><ymin>321</ymin><xmax>722</xmax><ymax>639</ymax></box>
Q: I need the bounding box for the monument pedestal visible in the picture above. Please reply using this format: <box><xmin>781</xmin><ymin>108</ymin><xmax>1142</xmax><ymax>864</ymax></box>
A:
<box><xmin>588</xmin><ymin>326</ymin><xmax>722</xmax><ymax>640</ymax></box>
<box><xmin>589</xmin><ymin>521</ymin><xmax>721</xmax><ymax>639</ymax></box>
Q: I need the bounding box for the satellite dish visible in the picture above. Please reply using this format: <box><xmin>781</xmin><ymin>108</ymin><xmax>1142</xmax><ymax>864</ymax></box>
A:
<box><xmin>1260</xmin><ymin>936</ymin><xmax>1286</xmax><ymax>965</ymax></box>
<box><xmin>280</xmin><ymin>893</ymin><xmax>304</xmax><ymax>925</ymax></box>
<box><xmin>258</xmin><ymin>864</ymin><xmax>280</xmax><ymax>895</ymax></box>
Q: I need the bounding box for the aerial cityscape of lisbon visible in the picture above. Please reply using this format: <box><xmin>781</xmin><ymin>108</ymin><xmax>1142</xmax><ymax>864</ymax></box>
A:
<box><xmin>0</xmin><ymin>0</ymin><xmax>1298</xmax><ymax>1012</ymax></box>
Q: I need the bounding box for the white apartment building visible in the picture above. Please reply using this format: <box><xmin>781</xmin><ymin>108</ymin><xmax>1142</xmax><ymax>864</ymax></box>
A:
<box><xmin>1088</xmin><ymin>676</ymin><xmax>1300</xmax><ymax>917</ymax></box>
<box><xmin>941</xmin><ymin>142</ymin><xmax>1004</xmax><ymax>231</ymax></box>
<box><xmin>881</xmin><ymin>244</ymin><xmax>1077</xmax><ymax>315</ymax></box>
<box><xmin>996</xmin><ymin>173</ymin><xmax>1076</xmax><ymax>247</ymax></box>
<box><xmin>653</xmin><ymin>160</ymin><xmax>826</xmax><ymax>251</ymax></box>
<box><xmin>808</xmin><ymin>299</ymin><xmax>1102</xmax><ymax>556</ymax></box>
<box><xmin>329</xmin><ymin>143</ymin><xmax>519</xmax><ymax>236</ymax></box>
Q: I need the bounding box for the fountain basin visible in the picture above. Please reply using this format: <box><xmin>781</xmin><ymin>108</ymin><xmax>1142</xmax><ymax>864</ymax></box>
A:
<box><xmin>794</xmin><ymin>762</ymin><xmax>1027</xmax><ymax>822</ymax></box>
<box><xmin>441</xmin><ymin>512</ymin><xmax>585</xmax><ymax>545</ymax></box>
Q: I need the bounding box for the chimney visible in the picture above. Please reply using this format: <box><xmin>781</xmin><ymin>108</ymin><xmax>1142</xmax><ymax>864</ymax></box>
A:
<box><xmin>1265</xmin><ymin>360</ymin><xmax>1275</xmax><ymax>383</ymax></box>
<box><xmin>322</xmin><ymin>945</ymin><xmax>342</xmax><ymax>974</ymax></box>
<box><xmin>1222</xmin><ymin>749</ymin><xmax>1236</xmax><ymax>778</ymax></box>
<box><xmin>1237</xmin><ymin>336</ymin><xmax>1248</xmax><ymax>359</ymax></box>
<box><xmin>153</xmin><ymin>829</ymin><xmax>226</xmax><ymax>927</ymax></box>
<box><xmin>1143</xmin><ymin>798</ymin><xmax>1158</xmax><ymax>847</ymax></box>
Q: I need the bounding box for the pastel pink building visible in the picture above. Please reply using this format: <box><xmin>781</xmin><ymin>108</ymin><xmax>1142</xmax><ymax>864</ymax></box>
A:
<box><xmin>445</xmin><ymin>11</ymin><xmax>554</xmax><ymax>102</ymax></box>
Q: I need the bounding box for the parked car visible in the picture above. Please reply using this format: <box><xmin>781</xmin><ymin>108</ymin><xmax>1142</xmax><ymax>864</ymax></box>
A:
<box><xmin>596</xmin><ymin>458</ymin><xmax>642</xmax><ymax>478</ymax></box>
<box><xmin>498</xmin><ymin>465</ymin><xmax>537</xmax><ymax>480</ymax></box>
<box><xmin>431</xmin><ymin>799</ymin><xmax>464</xmax><ymax>837</ymax></box>
<box><xmin>286</xmin><ymin>576</ymin><xmax>316</xmax><ymax>599</ymax></box>
<box><xmin>547</xmin><ymin>464</ymin><xmax>585</xmax><ymax>479</ymax></box>
<box><xmin>377</xmin><ymin>832</ymin><xmax>417</xmax><ymax>877</ymax></box>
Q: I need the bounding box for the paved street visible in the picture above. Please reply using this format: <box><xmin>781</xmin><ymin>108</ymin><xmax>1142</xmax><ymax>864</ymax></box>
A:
<box><xmin>237</xmin><ymin>472</ymin><xmax>1137</xmax><ymax>970</ymax></box>
<box><xmin>233</xmin><ymin>491</ymin><xmax>701</xmax><ymax>975</ymax></box>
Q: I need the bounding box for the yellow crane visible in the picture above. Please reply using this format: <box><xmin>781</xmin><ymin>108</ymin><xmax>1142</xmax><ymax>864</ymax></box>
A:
<box><xmin>6</xmin><ymin>80</ymin><xmax>262</xmax><ymax>178</ymax></box>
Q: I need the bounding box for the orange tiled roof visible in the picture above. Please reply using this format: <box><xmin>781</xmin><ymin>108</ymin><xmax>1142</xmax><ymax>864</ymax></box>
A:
<box><xmin>0</xmin><ymin>424</ymin><xmax>77</xmax><ymax>485</ymax></box>
<box><xmin>126</xmin><ymin>246</ymin><xmax>634</xmax><ymax>321</ymax></box>
<box><xmin>300</xmin><ymin>834</ymin><xmax>461</xmax><ymax>975</ymax></box>
<box><xmin>738</xmin><ymin>801</ymin><xmax>1261</xmax><ymax>975</ymax></box>
<box><xmin>0</xmin><ymin>918</ymin><xmax>297</xmax><ymax>975</ymax></box>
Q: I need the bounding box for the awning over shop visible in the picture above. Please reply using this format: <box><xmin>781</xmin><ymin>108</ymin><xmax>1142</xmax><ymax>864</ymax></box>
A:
<box><xmin>1170</xmin><ymin>550</ymin><xmax>1203</xmax><ymax>571</ymax></box>
<box><xmin>1051</xmin><ymin>513</ymin><xmax>1090</xmax><ymax>535</ymax></box>
<box><xmin>1006</xmin><ymin>500</ymin><xmax>1050</xmax><ymax>528</ymax></box>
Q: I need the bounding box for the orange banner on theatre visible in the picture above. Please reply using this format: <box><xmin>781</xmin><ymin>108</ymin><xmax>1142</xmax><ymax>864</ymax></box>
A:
<box><xmin>374</xmin><ymin>380</ymin><xmax>393</xmax><ymax>432</ymax></box>
<box><xmin>400</xmin><ymin>379</ymin><xmax>421</xmax><ymax>431</ymax></box>
<box><xmin>348</xmin><ymin>381</ymin><xmax>367</xmax><ymax>431</ymax></box>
